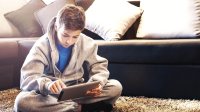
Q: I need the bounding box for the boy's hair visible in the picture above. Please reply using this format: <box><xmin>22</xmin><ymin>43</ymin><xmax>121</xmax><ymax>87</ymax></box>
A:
<box><xmin>56</xmin><ymin>5</ymin><xmax>85</xmax><ymax>31</ymax></box>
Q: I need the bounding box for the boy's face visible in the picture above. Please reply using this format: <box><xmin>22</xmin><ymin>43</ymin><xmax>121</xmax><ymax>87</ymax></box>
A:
<box><xmin>56</xmin><ymin>25</ymin><xmax>81</xmax><ymax>48</ymax></box>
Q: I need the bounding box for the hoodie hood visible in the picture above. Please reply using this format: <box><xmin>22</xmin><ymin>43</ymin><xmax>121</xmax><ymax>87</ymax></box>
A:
<box><xmin>46</xmin><ymin>17</ymin><xmax>58</xmax><ymax>52</ymax></box>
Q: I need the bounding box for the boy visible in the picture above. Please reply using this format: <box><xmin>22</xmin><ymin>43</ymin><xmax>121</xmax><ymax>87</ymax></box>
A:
<box><xmin>14</xmin><ymin>4</ymin><xmax>122</xmax><ymax>112</ymax></box>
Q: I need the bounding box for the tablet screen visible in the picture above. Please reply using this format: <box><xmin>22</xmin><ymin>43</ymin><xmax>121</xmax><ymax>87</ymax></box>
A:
<box><xmin>58</xmin><ymin>81</ymin><xmax>100</xmax><ymax>101</ymax></box>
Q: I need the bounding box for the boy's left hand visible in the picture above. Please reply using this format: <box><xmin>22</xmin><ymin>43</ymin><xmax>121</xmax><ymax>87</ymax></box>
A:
<box><xmin>86</xmin><ymin>84</ymin><xmax>102</xmax><ymax>97</ymax></box>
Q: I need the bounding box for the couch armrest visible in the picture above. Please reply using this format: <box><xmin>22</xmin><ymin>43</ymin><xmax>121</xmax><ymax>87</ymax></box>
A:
<box><xmin>0</xmin><ymin>39</ymin><xmax>18</xmax><ymax>60</ymax></box>
<box><xmin>0</xmin><ymin>39</ymin><xmax>19</xmax><ymax>90</ymax></box>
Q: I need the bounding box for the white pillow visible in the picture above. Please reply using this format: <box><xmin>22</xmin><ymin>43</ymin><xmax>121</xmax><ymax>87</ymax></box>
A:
<box><xmin>0</xmin><ymin>0</ymin><xmax>28</xmax><ymax>37</ymax></box>
<box><xmin>42</xmin><ymin>0</ymin><xmax>56</xmax><ymax>5</ymax></box>
<box><xmin>85</xmin><ymin>0</ymin><xmax>142</xmax><ymax>41</ymax></box>
<box><xmin>136</xmin><ymin>0</ymin><xmax>200</xmax><ymax>38</ymax></box>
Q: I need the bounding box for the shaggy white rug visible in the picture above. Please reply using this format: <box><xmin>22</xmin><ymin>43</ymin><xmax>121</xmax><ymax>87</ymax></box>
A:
<box><xmin>1</xmin><ymin>88</ymin><xmax>200</xmax><ymax>112</ymax></box>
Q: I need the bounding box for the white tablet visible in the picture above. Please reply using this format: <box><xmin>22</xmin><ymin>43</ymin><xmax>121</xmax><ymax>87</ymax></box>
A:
<box><xmin>57</xmin><ymin>81</ymin><xmax>100</xmax><ymax>101</ymax></box>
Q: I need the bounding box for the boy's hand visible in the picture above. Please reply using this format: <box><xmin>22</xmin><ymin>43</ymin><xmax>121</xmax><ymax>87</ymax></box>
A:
<box><xmin>48</xmin><ymin>79</ymin><xmax>66</xmax><ymax>94</ymax></box>
<box><xmin>86</xmin><ymin>84</ymin><xmax>102</xmax><ymax>97</ymax></box>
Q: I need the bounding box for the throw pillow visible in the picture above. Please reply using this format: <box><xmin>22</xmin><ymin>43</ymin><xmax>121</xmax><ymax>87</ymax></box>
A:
<box><xmin>85</xmin><ymin>0</ymin><xmax>143</xmax><ymax>41</ymax></box>
<box><xmin>0</xmin><ymin>0</ymin><xmax>28</xmax><ymax>37</ymax></box>
<box><xmin>136</xmin><ymin>0</ymin><xmax>200</xmax><ymax>38</ymax></box>
<box><xmin>42</xmin><ymin>0</ymin><xmax>56</xmax><ymax>5</ymax></box>
<box><xmin>4</xmin><ymin>0</ymin><xmax>46</xmax><ymax>37</ymax></box>
<box><xmin>26</xmin><ymin>0</ymin><xmax>54</xmax><ymax>4</ymax></box>
<box><xmin>35</xmin><ymin>0</ymin><xmax>75</xmax><ymax>33</ymax></box>
<box><xmin>75</xmin><ymin>0</ymin><xmax>94</xmax><ymax>11</ymax></box>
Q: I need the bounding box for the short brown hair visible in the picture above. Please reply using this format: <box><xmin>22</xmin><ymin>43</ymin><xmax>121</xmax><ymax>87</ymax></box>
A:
<box><xmin>56</xmin><ymin>4</ymin><xmax>85</xmax><ymax>31</ymax></box>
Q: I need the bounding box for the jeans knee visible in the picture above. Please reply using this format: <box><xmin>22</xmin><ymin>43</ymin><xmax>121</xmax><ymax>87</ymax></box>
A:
<box><xmin>14</xmin><ymin>92</ymin><xmax>30</xmax><ymax>111</ymax></box>
<box><xmin>109</xmin><ymin>79</ymin><xmax>123</xmax><ymax>97</ymax></box>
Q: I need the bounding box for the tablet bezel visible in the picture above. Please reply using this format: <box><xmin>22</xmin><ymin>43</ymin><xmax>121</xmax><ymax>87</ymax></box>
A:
<box><xmin>57</xmin><ymin>81</ymin><xmax>100</xmax><ymax>101</ymax></box>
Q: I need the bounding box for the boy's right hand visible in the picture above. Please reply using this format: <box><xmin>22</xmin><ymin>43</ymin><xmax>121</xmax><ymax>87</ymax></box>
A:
<box><xmin>86</xmin><ymin>84</ymin><xmax>102</xmax><ymax>97</ymax></box>
<box><xmin>48</xmin><ymin>79</ymin><xmax>66</xmax><ymax>94</ymax></box>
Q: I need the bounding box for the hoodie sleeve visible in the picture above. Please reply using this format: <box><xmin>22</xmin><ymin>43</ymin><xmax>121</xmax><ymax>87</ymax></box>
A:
<box><xmin>20</xmin><ymin>43</ymin><xmax>53</xmax><ymax>96</ymax></box>
<box><xmin>84</xmin><ymin>38</ymin><xmax>110</xmax><ymax>87</ymax></box>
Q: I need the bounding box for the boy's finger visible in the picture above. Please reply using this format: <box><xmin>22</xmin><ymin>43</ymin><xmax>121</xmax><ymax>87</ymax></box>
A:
<box><xmin>55</xmin><ymin>81</ymin><xmax>62</xmax><ymax>92</ymax></box>
<box><xmin>59</xmin><ymin>80</ymin><xmax>67</xmax><ymax>88</ymax></box>
<box><xmin>50</xmin><ymin>86</ymin><xmax>56</xmax><ymax>94</ymax></box>
<box><xmin>52</xmin><ymin>84</ymin><xmax>59</xmax><ymax>93</ymax></box>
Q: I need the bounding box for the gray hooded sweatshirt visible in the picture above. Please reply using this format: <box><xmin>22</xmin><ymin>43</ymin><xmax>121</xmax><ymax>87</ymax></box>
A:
<box><xmin>20</xmin><ymin>18</ymin><xmax>109</xmax><ymax>96</ymax></box>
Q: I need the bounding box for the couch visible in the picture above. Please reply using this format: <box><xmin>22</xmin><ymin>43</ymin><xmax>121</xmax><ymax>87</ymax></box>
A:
<box><xmin>1</xmin><ymin>0</ymin><xmax>200</xmax><ymax>100</ymax></box>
